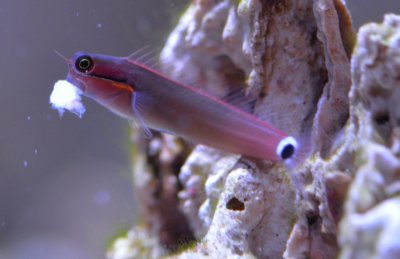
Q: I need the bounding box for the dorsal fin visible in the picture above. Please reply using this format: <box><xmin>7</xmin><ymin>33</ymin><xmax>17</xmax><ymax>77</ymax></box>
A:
<box><xmin>127</xmin><ymin>46</ymin><xmax>151</xmax><ymax>60</ymax></box>
<box><xmin>129</xmin><ymin>47</ymin><xmax>258</xmax><ymax>120</ymax></box>
<box><xmin>222</xmin><ymin>88</ymin><xmax>256</xmax><ymax>114</ymax></box>
<box><xmin>127</xmin><ymin>47</ymin><xmax>161</xmax><ymax>70</ymax></box>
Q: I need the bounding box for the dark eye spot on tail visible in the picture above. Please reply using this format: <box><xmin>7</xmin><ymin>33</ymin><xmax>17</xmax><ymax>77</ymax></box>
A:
<box><xmin>276</xmin><ymin>136</ymin><xmax>298</xmax><ymax>161</ymax></box>
<box><xmin>281</xmin><ymin>144</ymin><xmax>295</xmax><ymax>160</ymax></box>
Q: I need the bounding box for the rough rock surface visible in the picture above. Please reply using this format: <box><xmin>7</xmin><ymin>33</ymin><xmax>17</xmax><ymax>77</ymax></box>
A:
<box><xmin>339</xmin><ymin>14</ymin><xmax>400</xmax><ymax>259</ymax></box>
<box><xmin>108</xmin><ymin>1</ymin><xmax>400</xmax><ymax>259</ymax></box>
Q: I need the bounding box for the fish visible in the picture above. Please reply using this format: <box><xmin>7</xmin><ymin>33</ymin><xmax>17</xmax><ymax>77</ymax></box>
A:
<box><xmin>64</xmin><ymin>52</ymin><xmax>298</xmax><ymax>161</ymax></box>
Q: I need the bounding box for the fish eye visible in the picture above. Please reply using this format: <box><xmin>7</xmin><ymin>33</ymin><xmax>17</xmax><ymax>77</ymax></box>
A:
<box><xmin>75</xmin><ymin>55</ymin><xmax>93</xmax><ymax>73</ymax></box>
<box><xmin>276</xmin><ymin>136</ymin><xmax>298</xmax><ymax>160</ymax></box>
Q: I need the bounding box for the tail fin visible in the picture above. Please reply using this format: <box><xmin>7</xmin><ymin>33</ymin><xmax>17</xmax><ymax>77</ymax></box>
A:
<box><xmin>279</xmin><ymin>132</ymin><xmax>313</xmax><ymax>170</ymax></box>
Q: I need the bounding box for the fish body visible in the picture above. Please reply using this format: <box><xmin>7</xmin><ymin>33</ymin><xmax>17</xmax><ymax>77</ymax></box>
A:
<box><xmin>66</xmin><ymin>52</ymin><xmax>297</xmax><ymax>161</ymax></box>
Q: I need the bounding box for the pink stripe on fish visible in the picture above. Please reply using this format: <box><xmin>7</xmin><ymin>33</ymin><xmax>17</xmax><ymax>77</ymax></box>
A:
<box><xmin>66</xmin><ymin>52</ymin><xmax>298</xmax><ymax>161</ymax></box>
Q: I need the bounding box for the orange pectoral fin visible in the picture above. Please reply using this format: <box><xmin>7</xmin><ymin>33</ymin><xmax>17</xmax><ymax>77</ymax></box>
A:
<box><xmin>111</xmin><ymin>81</ymin><xmax>135</xmax><ymax>93</ymax></box>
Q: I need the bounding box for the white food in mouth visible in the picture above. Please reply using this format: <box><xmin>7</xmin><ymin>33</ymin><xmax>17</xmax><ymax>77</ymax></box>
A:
<box><xmin>49</xmin><ymin>80</ymin><xmax>85</xmax><ymax>118</ymax></box>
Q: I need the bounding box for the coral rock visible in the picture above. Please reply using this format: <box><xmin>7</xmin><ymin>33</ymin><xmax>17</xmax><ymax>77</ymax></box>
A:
<box><xmin>105</xmin><ymin>2</ymin><xmax>400</xmax><ymax>259</ymax></box>
<box><xmin>340</xmin><ymin>14</ymin><xmax>400</xmax><ymax>259</ymax></box>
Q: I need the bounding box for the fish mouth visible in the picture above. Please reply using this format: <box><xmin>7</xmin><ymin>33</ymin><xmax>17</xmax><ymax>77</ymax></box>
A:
<box><xmin>66</xmin><ymin>72</ymin><xmax>86</xmax><ymax>92</ymax></box>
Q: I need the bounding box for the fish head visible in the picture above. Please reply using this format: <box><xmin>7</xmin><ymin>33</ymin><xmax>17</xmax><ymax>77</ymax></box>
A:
<box><xmin>64</xmin><ymin>52</ymin><xmax>136</xmax><ymax>119</ymax></box>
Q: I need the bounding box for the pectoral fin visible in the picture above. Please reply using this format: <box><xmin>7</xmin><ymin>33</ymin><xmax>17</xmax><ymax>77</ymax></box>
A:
<box><xmin>132</xmin><ymin>93</ymin><xmax>153</xmax><ymax>138</ymax></box>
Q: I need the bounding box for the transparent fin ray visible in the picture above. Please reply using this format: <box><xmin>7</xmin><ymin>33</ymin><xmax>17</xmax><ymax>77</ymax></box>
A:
<box><xmin>222</xmin><ymin>89</ymin><xmax>256</xmax><ymax>114</ymax></box>
<box><xmin>132</xmin><ymin>93</ymin><xmax>153</xmax><ymax>138</ymax></box>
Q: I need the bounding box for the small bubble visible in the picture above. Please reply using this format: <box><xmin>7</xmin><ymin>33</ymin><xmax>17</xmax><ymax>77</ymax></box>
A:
<box><xmin>75</xmin><ymin>12</ymin><xmax>80</xmax><ymax>16</ymax></box>
<box><xmin>23</xmin><ymin>160</ymin><xmax>28</xmax><ymax>167</ymax></box>
<box><xmin>27</xmin><ymin>116</ymin><xmax>31</xmax><ymax>121</ymax></box>
<box><xmin>96</xmin><ymin>23</ymin><xmax>102</xmax><ymax>28</ymax></box>
<box><xmin>34</xmin><ymin>149</ymin><xmax>38</xmax><ymax>155</ymax></box>
<box><xmin>94</xmin><ymin>190</ymin><xmax>111</xmax><ymax>206</ymax></box>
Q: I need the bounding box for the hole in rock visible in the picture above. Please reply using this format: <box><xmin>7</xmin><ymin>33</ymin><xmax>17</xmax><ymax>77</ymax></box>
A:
<box><xmin>226</xmin><ymin>197</ymin><xmax>245</xmax><ymax>211</ymax></box>
<box><xmin>374</xmin><ymin>111</ymin><xmax>390</xmax><ymax>125</ymax></box>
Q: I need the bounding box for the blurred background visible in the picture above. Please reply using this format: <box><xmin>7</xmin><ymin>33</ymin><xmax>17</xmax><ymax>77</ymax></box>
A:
<box><xmin>0</xmin><ymin>1</ymin><xmax>398</xmax><ymax>258</ymax></box>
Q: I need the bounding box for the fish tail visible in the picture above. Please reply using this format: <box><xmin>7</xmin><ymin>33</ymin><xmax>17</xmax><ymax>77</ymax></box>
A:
<box><xmin>280</xmin><ymin>132</ymin><xmax>313</xmax><ymax>169</ymax></box>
